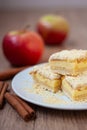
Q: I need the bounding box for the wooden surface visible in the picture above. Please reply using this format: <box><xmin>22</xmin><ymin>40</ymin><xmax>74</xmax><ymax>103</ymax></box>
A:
<box><xmin>0</xmin><ymin>9</ymin><xmax>87</xmax><ymax>130</ymax></box>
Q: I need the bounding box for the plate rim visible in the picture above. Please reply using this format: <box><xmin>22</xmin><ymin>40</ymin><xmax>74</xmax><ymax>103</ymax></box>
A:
<box><xmin>12</xmin><ymin>63</ymin><xmax>87</xmax><ymax>110</ymax></box>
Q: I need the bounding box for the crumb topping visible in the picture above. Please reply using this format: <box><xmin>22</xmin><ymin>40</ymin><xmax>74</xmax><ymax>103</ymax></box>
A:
<box><xmin>30</xmin><ymin>64</ymin><xmax>61</xmax><ymax>79</ymax></box>
<box><xmin>49</xmin><ymin>49</ymin><xmax>87</xmax><ymax>61</ymax></box>
<box><xmin>65</xmin><ymin>72</ymin><xmax>87</xmax><ymax>89</ymax></box>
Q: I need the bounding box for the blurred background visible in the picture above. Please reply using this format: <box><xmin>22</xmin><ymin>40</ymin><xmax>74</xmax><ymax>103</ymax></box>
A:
<box><xmin>0</xmin><ymin>0</ymin><xmax>87</xmax><ymax>10</ymax></box>
<box><xmin>0</xmin><ymin>0</ymin><xmax>87</xmax><ymax>67</ymax></box>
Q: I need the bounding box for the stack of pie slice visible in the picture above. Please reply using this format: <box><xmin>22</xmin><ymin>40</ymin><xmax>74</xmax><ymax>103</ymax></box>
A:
<box><xmin>30</xmin><ymin>49</ymin><xmax>87</xmax><ymax>101</ymax></box>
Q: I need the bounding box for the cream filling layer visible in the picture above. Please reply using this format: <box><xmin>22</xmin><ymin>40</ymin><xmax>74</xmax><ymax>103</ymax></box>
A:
<box><xmin>49</xmin><ymin>60</ymin><xmax>87</xmax><ymax>75</ymax></box>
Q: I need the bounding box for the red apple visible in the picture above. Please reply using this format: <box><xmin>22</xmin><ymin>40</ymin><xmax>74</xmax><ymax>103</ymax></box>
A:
<box><xmin>37</xmin><ymin>15</ymin><xmax>69</xmax><ymax>45</ymax></box>
<box><xmin>2</xmin><ymin>30</ymin><xmax>44</xmax><ymax>66</ymax></box>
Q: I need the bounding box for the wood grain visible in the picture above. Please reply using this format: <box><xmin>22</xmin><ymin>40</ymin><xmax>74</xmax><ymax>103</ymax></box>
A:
<box><xmin>0</xmin><ymin>9</ymin><xmax>87</xmax><ymax>130</ymax></box>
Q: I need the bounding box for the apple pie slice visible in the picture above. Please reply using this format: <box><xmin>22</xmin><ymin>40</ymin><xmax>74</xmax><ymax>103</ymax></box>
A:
<box><xmin>62</xmin><ymin>72</ymin><xmax>87</xmax><ymax>101</ymax></box>
<box><xmin>49</xmin><ymin>49</ymin><xmax>87</xmax><ymax>76</ymax></box>
<box><xmin>30</xmin><ymin>64</ymin><xmax>61</xmax><ymax>93</ymax></box>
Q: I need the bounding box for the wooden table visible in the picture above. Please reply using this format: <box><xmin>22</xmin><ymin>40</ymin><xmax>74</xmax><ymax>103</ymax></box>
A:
<box><xmin>0</xmin><ymin>9</ymin><xmax>87</xmax><ymax>130</ymax></box>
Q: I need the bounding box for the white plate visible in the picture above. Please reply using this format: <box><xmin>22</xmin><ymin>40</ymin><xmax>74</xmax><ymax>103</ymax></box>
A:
<box><xmin>12</xmin><ymin>63</ymin><xmax>87</xmax><ymax>110</ymax></box>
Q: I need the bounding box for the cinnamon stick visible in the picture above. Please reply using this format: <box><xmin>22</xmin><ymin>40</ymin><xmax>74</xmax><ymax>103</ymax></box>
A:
<box><xmin>0</xmin><ymin>66</ymin><xmax>28</xmax><ymax>81</ymax></box>
<box><xmin>0</xmin><ymin>82</ymin><xmax>8</xmax><ymax>109</ymax></box>
<box><xmin>13</xmin><ymin>95</ymin><xmax>36</xmax><ymax>119</ymax></box>
<box><xmin>4</xmin><ymin>92</ymin><xmax>31</xmax><ymax>121</ymax></box>
<box><xmin>0</xmin><ymin>81</ymin><xmax>4</xmax><ymax>93</ymax></box>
